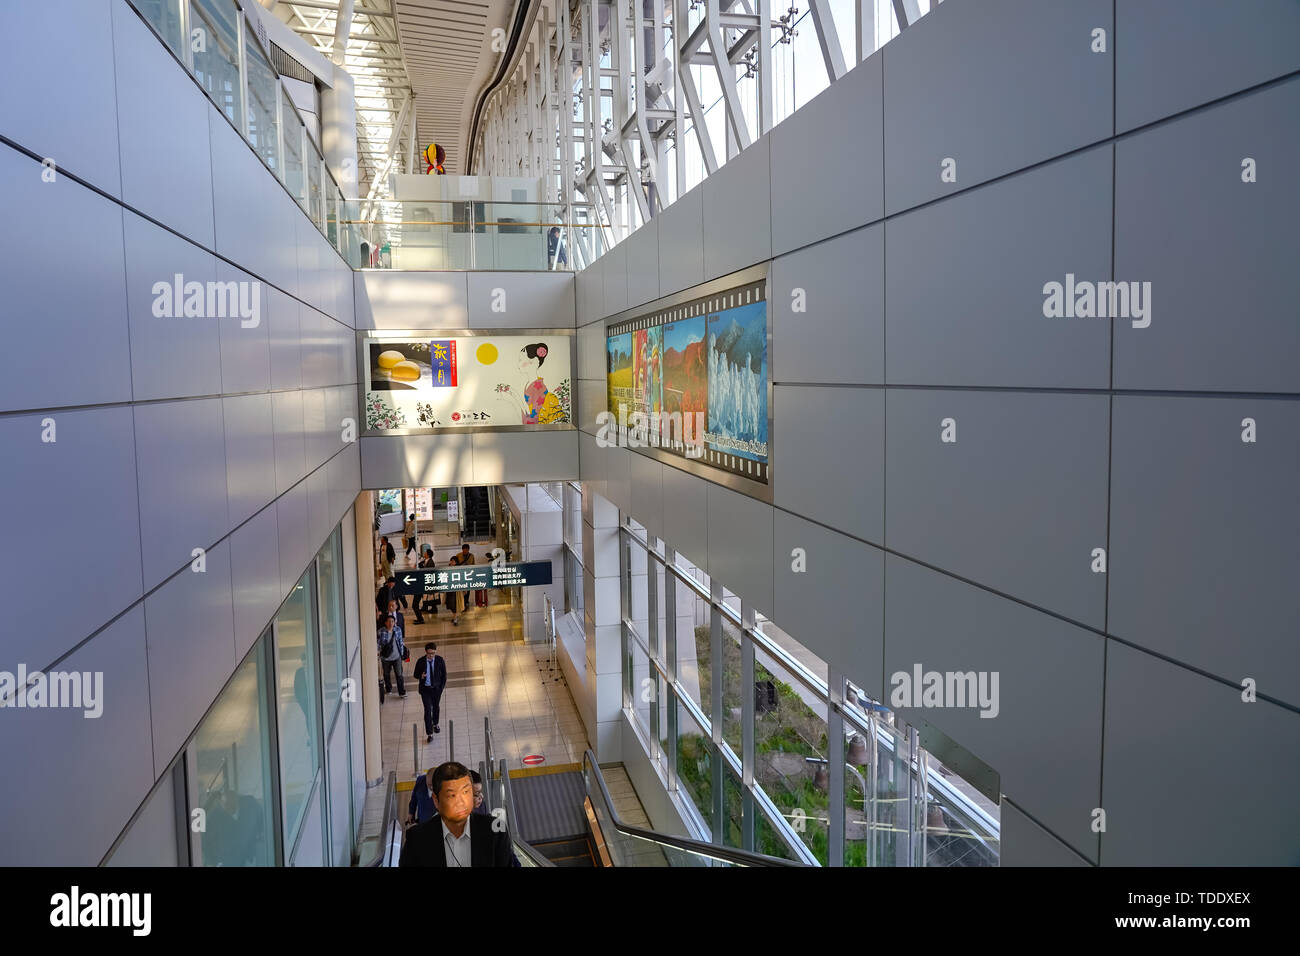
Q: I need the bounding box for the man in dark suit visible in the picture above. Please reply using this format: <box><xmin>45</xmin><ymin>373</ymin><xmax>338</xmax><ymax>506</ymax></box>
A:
<box><xmin>412</xmin><ymin>642</ymin><xmax>447</xmax><ymax>741</ymax></box>
<box><xmin>399</xmin><ymin>762</ymin><xmax>513</xmax><ymax>867</ymax></box>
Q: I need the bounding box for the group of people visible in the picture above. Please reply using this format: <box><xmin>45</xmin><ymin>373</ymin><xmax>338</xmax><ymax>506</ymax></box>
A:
<box><xmin>400</xmin><ymin>761</ymin><xmax>519</xmax><ymax>867</ymax></box>
<box><xmin>375</xmin><ymin>582</ymin><xmax>448</xmax><ymax>741</ymax></box>
<box><xmin>378</xmin><ymin>525</ymin><xmax>493</xmax><ymax>627</ymax></box>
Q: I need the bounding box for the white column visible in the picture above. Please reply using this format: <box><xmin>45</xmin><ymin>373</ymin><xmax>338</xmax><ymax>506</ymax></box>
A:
<box><xmin>583</xmin><ymin>487</ymin><xmax>623</xmax><ymax>761</ymax></box>
<box><xmin>321</xmin><ymin>67</ymin><xmax>359</xmax><ymax>200</ymax></box>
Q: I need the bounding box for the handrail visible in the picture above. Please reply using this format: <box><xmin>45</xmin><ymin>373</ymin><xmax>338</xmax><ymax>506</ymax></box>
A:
<box><xmin>498</xmin><ymin>758</ymin><xmax>557</xmax><ymax>868</ymax></box>
<box><xmin>581</xmin><ymin>750</ymin><xmax>802</xmax><ymax>867</ymax></box>
<box><xmin>361</xmin><ymin>770</ymin><xmax>399</xmax><ymax>867</ymax></box>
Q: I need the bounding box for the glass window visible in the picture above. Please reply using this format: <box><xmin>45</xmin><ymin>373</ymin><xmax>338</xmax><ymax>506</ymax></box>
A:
<box><xmin>189</xmin><ymin>0</ymin><xmax>242</xmax><ymax>126</ymax></box>
<box><xmin>290</xmin><ymin>781</ymin><xmax>326</xmax><ymax>866</ymax></box>
<box><xmin>723</xmin><ymin>766</ymin><xmax>744</xmax><ymax>849</ymax></box>
<box><xmin>275</xmin><ymin>570</ymin><xmax>321</xmax><ymax>846</ymax></box>
<box><xmin>281</xmin><ymin>88</ymin><xmax>305</xmax><ymax>207</ymax></box>
<box><xmin>326</xmin><ymin>188</ymin><xmax>339</xmax><ymax>247</ymax></box>
<box><xmin>133</xmin><ymin>0</ymin><xmax>185</xmax><ymax>59</ymax></box>
<box><xmin>755</xmin><ymin>806</ymin><xmax>799</xmax><ymax>861</ymax></box>
<box><xmin>625</xmin><ymin>515</ymin><xmax>647</xmax><ymax>543</ymax></box>
<box><xmin>327</xmin><ymin>710</ymin><xmax>353</xmax><ymax>866</ymax></box>
<box><xmin>719</xmin><ymin>618</ymin><xmax>743</xmax><ymax>755</ymax></box>
<box><xmin>679</xmin><ymin>612</ymin><xmax>711</xmax><ymax>722</ymax></box>
<box><xmin>656</xmin><ymin>684</ymin><xmax>670</xmax><ymax>779</ymax></box>
<box><xmin>308</xmin><ymin>143</ymin><xmax>324</xmax><ymax>226</ymax></box>
<box><xmin>651</xmin><ymin>555</ymin><xmax>668</xmax><ymax>660</ymax></box>
<box><xmin>753</xmin><ymin>643</ymin><xmax>830</xmax><ymax>864</ymax></box>
<box><xmin>676</xmin><ymin>698</ymin><xmax>712</xmax><ymax>835</ymax></box>
<box><xmin>244</xmin><ymin>36</ymin><xmax>279</xmax><ymax>174</ymax></box>
<box><xmin>756</xmin><ymin>612</ymin><xmax>828</xmax><ymax>689</ymax></box>
<box><xmin>847</xmin><ymin>716</ymin><xmax>911</xmax><ymax>866</ymax></box>
<box><xmin>316</xmin><ymin>529</ymin><xmax>344</xmax><ymax>724</ymax></box>
<box><xmin>629</xmin><ymin>635</ymin><xmax>652</xmax><ymax>740</ymax></box>
<box><xmin>673</xmin><ymin>549</ymin><xmax>708</xmax><ymax>595</ymax></box>
<box><xmin>188</xmin><ymin>646</ymin><xmax>277</xmax><ymax>866</ymax></box>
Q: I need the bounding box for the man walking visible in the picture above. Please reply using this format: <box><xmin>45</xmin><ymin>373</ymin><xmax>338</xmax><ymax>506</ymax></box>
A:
<box><xmin>412</xmin><ymin>643</ymin><xmax>447</xmax><ymax>741</ymax></box>
<box><xmin>404</xmin><ymin>512</ymin><xmax>418</xmax><ymax>560</ymax></box>
<box><xmin>449</xmin><ymin>543</ymin><xmax>475</xmax><ymax>625</ymax></box>
<box><xmin>378</xmin><ymin>613</ymin><xmax>406</xmax><ymax>698</ymax></box>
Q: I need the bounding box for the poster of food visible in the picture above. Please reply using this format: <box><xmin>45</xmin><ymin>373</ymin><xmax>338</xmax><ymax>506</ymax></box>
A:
<box><xmin>364</xmin><ymin>334</ymin><xmax>572</xmax><ymax>431</ymax></box>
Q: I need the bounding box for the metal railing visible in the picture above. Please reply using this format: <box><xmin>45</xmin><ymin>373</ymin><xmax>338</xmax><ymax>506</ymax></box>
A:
<box><xmin>359</xmin><ymin>771</ymin><xmax>400</xmax><ymax>867</ymax></box>
<box><xmin>581</xmin><ymin>750</ymin><xmax>802</xmax><ymax>867</ymax></box>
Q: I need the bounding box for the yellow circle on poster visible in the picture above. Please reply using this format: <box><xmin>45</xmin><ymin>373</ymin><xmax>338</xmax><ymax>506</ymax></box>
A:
<box><xmin>476</xmin><ymin>343</ymin><xmax>499</xmax><ymax>365</ymax></box>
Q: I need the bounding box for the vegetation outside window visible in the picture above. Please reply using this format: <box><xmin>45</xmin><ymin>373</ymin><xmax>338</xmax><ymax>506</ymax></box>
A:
<box><xmin>676</xmin><ymin>698</ymin><xmax>713</xmax><ymax>835</ymax></box>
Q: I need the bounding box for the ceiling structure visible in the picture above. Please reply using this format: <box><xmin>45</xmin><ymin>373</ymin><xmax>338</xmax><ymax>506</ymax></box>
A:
<box><xmin>268</xmin><ymin>0</ymin><xmax>518</xmax><ymax>209</ymax></box>
<box><xmin>392</xmin><ymin>0</ymin><xmax>518</xmax><ymax>176</ymax></box>
<box><xmin>266</xmin><ymin>0</ymin><xmax>419</xmax><ymax>203</ymax></box>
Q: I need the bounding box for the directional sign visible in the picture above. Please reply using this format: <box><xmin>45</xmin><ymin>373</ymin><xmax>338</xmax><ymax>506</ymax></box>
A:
<box><xmin>398</xmin><ymin>560</ymin><xmax>553</xmax><ymax>595</ymax></box>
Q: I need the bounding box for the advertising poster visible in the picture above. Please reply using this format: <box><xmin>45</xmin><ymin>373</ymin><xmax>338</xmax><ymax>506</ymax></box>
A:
<box><xmin>408</xmin><ymin>488</ymin><xmax>433</xmax><ymax>521</ymax></box>
<box><xmin>705</xmin><ymin>300</ymin><xmax>768</xmax><ymax>465</ymax></box>
<box><xmin>661</xmin><ymin>315</ymin><xmax>707</xmax><ymax>453</ymax></box>
<box><xmin>606</xmin><ymin>279</ymin><xmax>768</xmax><ymax>485</ymax></box>
<box><xmin>607</xmin><ymin>332</ymin><xmax>633</xmax><ymax>419</ymax></box>
<box><xmin>633</xmin><ymin>325</ymin><xmax>663</xmax><ymax>434</ymax></box>
<box><xmin>364</xmin><ymin>334</ymin><xmax>572</xmax><ymax>431</ymax></box>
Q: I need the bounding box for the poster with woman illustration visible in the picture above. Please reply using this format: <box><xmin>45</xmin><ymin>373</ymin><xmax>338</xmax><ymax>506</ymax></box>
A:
<box><xmin>363</xmin><ymin>333</ymin><xmax>573</xmax><ymax>431</ymax></box>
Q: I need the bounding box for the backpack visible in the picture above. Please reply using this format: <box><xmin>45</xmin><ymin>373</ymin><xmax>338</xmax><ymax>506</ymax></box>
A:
<box><xmin>379</xmin><ymin>630</ymin><xmax>396</xmax><ymax>659</ymax></box>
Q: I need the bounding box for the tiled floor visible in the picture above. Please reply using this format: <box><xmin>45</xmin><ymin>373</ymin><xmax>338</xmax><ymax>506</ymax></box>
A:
<box><xmin>598</xmin><ymin>765</ymin><xmax>651</xmax><ymax>828</ymax></box>
<box><xmin>378</xmin><ymin>589</ymin><xmax>591</xmax><ymax>783</ymax></box>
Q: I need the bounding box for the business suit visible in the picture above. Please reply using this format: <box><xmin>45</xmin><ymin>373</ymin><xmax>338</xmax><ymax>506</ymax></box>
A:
<box><xmin>399</xmin><ymin>812</ymin><xmax>513</xmax><ymax>867</ymax></box>
<box><xmin>412</xmin><ymin>654</ymin><xmax>447</xmax><ymax>735</ymax></box>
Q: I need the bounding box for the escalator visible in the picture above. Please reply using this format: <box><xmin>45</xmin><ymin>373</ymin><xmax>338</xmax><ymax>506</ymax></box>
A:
<box><xmin>462</xmin><ymin>486</ymin><xmax>493</xmax><ymax>540</ymax></box>
<box><xmin>488</xmin><ymin>750</ymin><xmax>801</xmax><ymax>868</ymax></box>
<box><xmin>371</xmin><ymin>719</ymin><xmax>801</xmax><ymax>867</ymax></box>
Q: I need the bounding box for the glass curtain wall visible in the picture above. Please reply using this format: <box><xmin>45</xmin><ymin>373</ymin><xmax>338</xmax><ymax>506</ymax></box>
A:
<box><xmin>187</xmin><ymin>646</ymin><xmax>278</xmax><ymax>866</ymax></box>
<box><xmin>137</xmin><ymin>519</ymin><xmax>355</xmax><ymax>867</ymax></box>
<box><xmin>619</xmin><ymin>514</ymin><xmax>1001</xmax><ymax>867</ymax></box>
<box><xmin>127</xmin><ymin>0</ymin><xmax>350</xmax><ymax>256</ymax></box>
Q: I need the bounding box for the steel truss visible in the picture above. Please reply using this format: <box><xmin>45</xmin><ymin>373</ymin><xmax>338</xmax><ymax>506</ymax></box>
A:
<box><xmin>471</xmin><ymin>0</ymin><xmax>937</xmax><ymax>257</ymax></box>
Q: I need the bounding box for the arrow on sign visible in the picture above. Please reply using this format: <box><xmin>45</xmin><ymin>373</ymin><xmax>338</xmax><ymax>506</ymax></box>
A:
<box><xmin>402</xmin><ymin>575</ymin><xmax>416</xmax><ymax>586</ymax></box>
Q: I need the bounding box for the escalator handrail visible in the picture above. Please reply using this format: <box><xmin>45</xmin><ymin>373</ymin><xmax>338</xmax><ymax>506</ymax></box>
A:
<box><xmin>361</xmin><ymin>770</ymin><xmax>399</xmax><ymax>867</ymax></box>
<box><xmin>581</xmin><ymin>750</ymin><xmax>802</xmax><ymax>867</ymax></box>
<box><xmin>498</xmin><ymin>758</ymin><xmax>557</xmax><ymax>867</ymax></box>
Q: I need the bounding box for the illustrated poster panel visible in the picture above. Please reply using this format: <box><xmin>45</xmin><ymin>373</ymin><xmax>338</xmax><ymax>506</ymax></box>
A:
<box><xmin>607</xmin><ymin>331</ymin><xmax>633</xmax><ymax>421</ymax></box>
<box><xmin>661</xmin><ymin>315</ymin><xmax>707</xmax><ymax>454</ymax></box>
<box><xmin>705</xmin><ymin>301</ymin><xmax>768</xmax><ymax>467</ymax></box>
<box><xmin>365</xmin><ymin>335</ymin><xmax>572</xmax><ymax>430</ymax></box>
<box><xmin>632</xmin><ymin>325</ymin><xmax>663</xmax><ymax>434</ymax></box>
